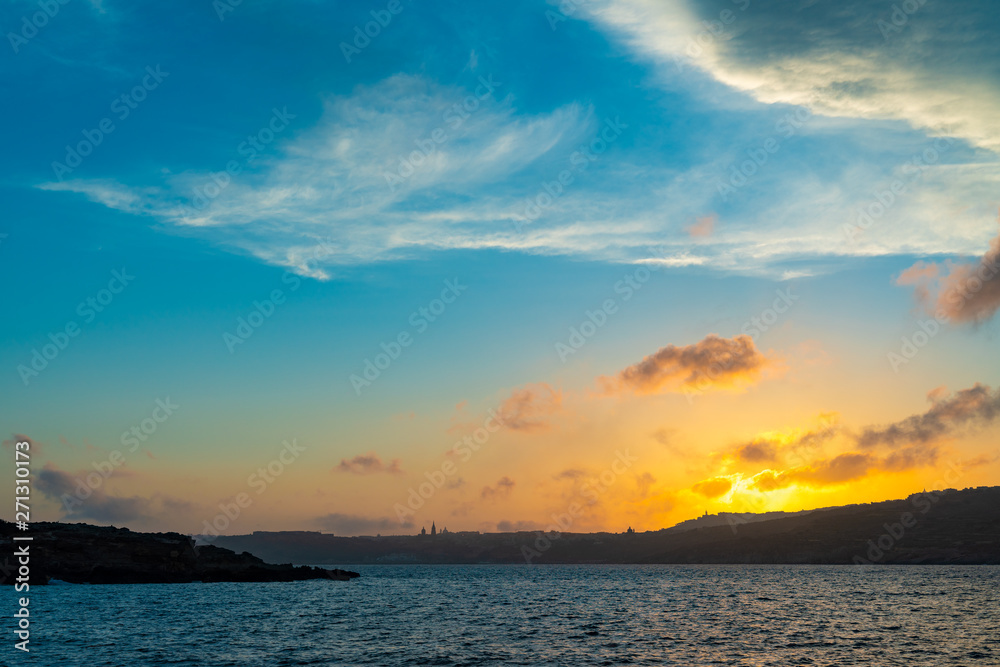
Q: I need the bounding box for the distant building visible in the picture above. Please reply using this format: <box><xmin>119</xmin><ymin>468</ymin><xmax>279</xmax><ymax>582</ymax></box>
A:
<box><xmin>431</xmin><ymin>521</ymin><xmax>437</xmax><ymax>536</ymax></box>
<box><xmin>420</xmin><ymin>526</ymin><xmax>426</xmax><ymax>536</ymax></box>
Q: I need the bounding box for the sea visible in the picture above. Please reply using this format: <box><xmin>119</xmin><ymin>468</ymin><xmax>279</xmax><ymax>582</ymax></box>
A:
<box><xmin>10</xmin><ymin>564</ymin><xmax>1000</xmax><ymax>666</ymax></box>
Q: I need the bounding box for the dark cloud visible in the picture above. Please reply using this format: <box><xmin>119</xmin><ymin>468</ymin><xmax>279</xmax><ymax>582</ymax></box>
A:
<box><xmin>750</xmin><ymin>452</ymin><xmax>875</xmax><ymax>491</ymax></box>
<box><xmin>335</xmin><ymin>453</ymin><xmax>403</xmax><ymax>475</ymax></box>
<box><xmin>733</xmin><ymin>439</ymin><xmax>778</xmax><ymax>464</ymax></box>
<box><xmin>602</xmin><ymin>334</ymin><xmax>775</xmax><ymax>395</ymax></box>
<box><xmin>35</xmin><ymin>463</ymin><xmax>191</xmax><ymax>525</ymax></box>
<box><xmin>857</xmin><ymin>384</ymin><xmax>1000</xmax><ymax>449</ymax></box>
<box><xmin>677</xmin><ymin>0</ymin><xmax>1000</xmax><ymax>151</ymax></box>
<box><xmin>738</xmin><ymin>385</ymin><xmax>997</xmax><ymax>492</ymax></box>
<box><xmin>898</xmin><ymin>226</ymin><xmax>1000</xmax><ymax>325</ymax></box>
<box><xmin>750</xmin><ymin>443</ymin><xmax>942</xmax><ymax>492</ymax></box>
<box><xmin>729</xmin><ymin>417</ymin><xmax>840</xmax><ymax>465</ymax></box>
<box><xmin>481</xmin><ymin>476</ymin><xmax>515</xmax><ymax>501</ymax></box>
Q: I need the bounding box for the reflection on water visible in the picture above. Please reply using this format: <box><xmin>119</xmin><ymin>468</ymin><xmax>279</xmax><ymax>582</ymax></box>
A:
<box><xmin>19</xmin><ymin>565</ymin><xmax>1000</xmax><ymax>666</ymax></box>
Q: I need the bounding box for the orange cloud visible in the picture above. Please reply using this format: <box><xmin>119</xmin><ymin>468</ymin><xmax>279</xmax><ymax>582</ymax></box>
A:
<box><xmin>498</xmin><ymin>383</ymin><xmax>563</xmax><ymax>433</ymax></box>
<box><xmin>725</xmin><ymin>415</ymin><xmax>841</xmax><ymax>467</ymax></box>
<box><xmin>897</xmin><ymin>222</ymin><xmax>1000</xmax><ymax>324</ymax></box>
<box><xmin>749</xmin><ymin>452</ymin><xmax>872</xmax><ymax>490</ymax></box>
<box><xmin>2</xmin><ymin>433</ymin><xmax>42</xmax><ymax>456</ymax></box>
<box><xmin>601</xmin><ymin>334</ymin><xmax>775</xmax><ymax>395</ymax></box>
<box><xmin>692</xmin><ymin>476</ymin><xmax>733</xmax><ymax>498</ymax></box>
<box><xmin>749</xmin><ymin>442</ymin><xmax>945</xmax><ymax>492</ymax></box>
<box><xmin>481</xmin><ymin>476</ymin><xmax>515</xmax><ymax>501</ymax></box>
<box><xmin>686</xmin><ymin>214</ymin><xmax>716</xmax><ymax>238</ymax></box>
<box><xmin>725</xmin><ymin>384</ymin><xmax>1000</xmax><ymax>494</ymax></box>
<box><xmin>336</xmin><ymin>453</ymin><xmax>403</xmax><ymax>475</ymax></box>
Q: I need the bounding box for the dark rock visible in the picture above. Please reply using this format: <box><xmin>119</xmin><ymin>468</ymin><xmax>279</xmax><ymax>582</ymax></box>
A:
<box><xmin>0</xmin><ymin>521</ymin><xmax>360</xmax><ymax>585</ymax></box>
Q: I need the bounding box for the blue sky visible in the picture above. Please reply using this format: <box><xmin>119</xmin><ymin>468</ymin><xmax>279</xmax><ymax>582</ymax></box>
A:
<box><xmin>2</xmin><ymin>0</ymin><xmax>999</xmax><ymax>535</ymax></box>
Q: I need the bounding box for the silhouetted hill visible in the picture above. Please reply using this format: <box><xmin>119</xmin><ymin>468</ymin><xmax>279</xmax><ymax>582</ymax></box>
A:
<box><xmin>209</xmin><ymin>486</ymin><xmax>1000</xmax><ymax>565</ymax></box>
<box><xmin>0</xmin><ymin>521</ymin><xmax>360</xmax><ymax>584</ymax></box>
<box><xmin>663</xmin><ymin>509</ymin><xmax>812</xmax><ymax>533</ymax></box>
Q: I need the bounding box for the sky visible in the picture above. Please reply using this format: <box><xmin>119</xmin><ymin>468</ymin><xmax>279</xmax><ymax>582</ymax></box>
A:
<box><xmin>2</xmin><ymin>0</ymin><xmax>999</xmax><ymax>537</ymax></box>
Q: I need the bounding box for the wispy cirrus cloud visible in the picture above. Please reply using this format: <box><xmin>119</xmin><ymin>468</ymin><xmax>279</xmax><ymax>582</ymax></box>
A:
<box><xmin>41</xmin><ymin>74</ymin><xmax>593</xmax><ymax>278</ymax></box>
<box><xmin>36</xmin><ymin>0</ymin><xmax>1000</xmax><ymax>280</ymax></box>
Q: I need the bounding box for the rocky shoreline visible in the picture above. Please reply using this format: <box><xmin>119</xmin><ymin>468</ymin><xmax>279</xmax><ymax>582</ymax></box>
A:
<box><xmin>0</xmin><ymin>521</ymin><xmax>360</xmax><ymax>584</ymax></box>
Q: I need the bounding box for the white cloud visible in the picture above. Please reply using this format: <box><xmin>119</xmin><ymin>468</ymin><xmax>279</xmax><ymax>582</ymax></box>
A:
<box><xmin>43</xmin><ymin>74</ymin><xmax>603</xmax><ymax>277</ymax></box>
<box><xmin>583</xmin><ymin>0</ymin><xmax>1000</xmax><ymax>152</ymax></box>
<box><xmin>39</xmin><ymin>4</ymin><xmax>1000</xmax><ymax>277</ymax></box>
